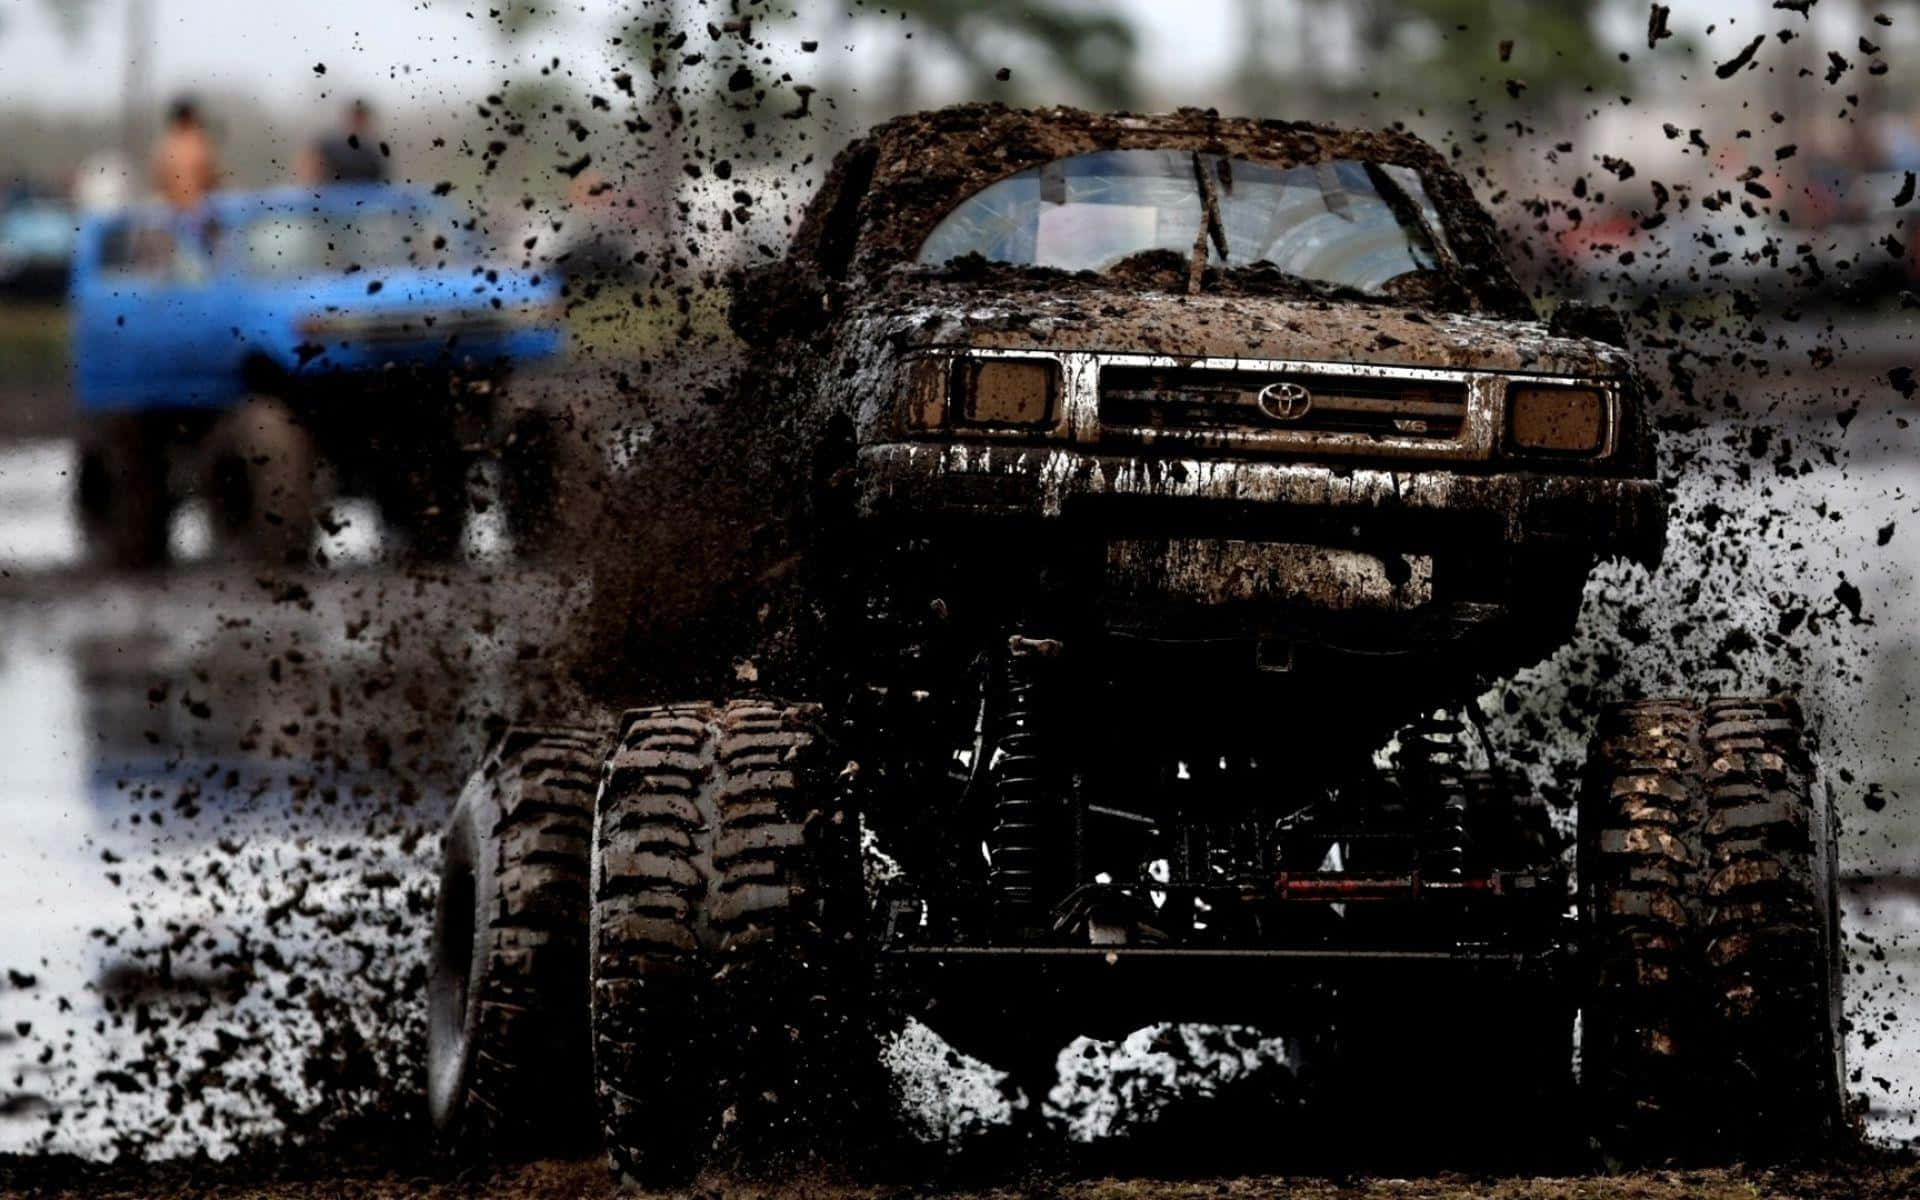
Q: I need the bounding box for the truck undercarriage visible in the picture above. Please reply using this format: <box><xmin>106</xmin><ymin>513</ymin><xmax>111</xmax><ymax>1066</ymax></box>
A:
<box><xmin>853</xmin><ymin>621</ymin><xmax>1572</xmax><ymax>1054</ymax></box>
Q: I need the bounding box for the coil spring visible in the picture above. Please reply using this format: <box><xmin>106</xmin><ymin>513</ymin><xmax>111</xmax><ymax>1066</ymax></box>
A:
<box><xmin>1397</xmin><ymin>717</ymin><xmax>1469</xmax><ymax>878</ymax></box>
<box><xmin>987</xmin><ymin>635</ymin><xmax>1063</xmax><ymax>917</ymax></box>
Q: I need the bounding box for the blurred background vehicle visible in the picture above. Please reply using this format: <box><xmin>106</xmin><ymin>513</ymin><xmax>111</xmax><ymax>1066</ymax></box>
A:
<box><xmin>69</xmin><ymin>184</ymin><xmax>564</xmax><ymax>567</ymax></box>
<box><xmin>0</xmin><ymin>186</ymin><xmax>74</xmax><ymax>300</ymax></box>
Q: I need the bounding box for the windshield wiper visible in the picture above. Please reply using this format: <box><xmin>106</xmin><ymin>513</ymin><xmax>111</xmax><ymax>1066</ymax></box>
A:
<box><xmin>1312</xmin><ymin>162</ymin><xmax>1355</xmax><ymax>222</ymax></box>
<box><xmin>1186</xmin><ymin>151</ymin><xmax>1230</xmax><ymax>295</ymax></box>
<box><xmin>1363</xmin><ymin>161</ymin><xmax>1461</xmax><ymax>279</ymax></box>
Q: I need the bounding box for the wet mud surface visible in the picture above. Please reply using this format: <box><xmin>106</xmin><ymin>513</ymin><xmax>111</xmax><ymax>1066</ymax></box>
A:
<box><xmin>0</xmin><ymin>564</ymin><xmax>590</xmax><ymax>1162</ymax></box>
<box><xmin>2</xmin><ymin>1156</ymin><xmax>1917</xmax><ymax>1200</ymax></box>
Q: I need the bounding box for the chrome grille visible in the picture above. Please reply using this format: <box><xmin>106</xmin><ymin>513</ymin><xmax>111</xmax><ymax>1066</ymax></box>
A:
<box><xmin>1100</xmin><ymin>365</ymin><xmax>1467</xmax><ymax>441</ymax></box>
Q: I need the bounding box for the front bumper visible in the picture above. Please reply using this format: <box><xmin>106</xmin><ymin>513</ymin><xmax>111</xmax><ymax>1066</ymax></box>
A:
<box><xmin>857</xmin><ymin>442</ymin><xmax>1666</xmax><ymax>567</ymax></box>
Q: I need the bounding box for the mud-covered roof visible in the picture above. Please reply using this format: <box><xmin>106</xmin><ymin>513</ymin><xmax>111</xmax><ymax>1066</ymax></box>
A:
<box><xmin>787</xmin><ymin>103</ymin><xmax>1534</xmax><ymax>319</ymax></box>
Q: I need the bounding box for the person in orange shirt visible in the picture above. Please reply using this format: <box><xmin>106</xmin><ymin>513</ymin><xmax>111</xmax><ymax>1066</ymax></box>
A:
<box><xmin>150</xmin><ymin>97</ymin><xmax>220</xmax><ymax>211</ymax></box>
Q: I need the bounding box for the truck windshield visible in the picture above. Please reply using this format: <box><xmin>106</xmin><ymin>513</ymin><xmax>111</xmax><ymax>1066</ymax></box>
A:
<box><xmin>238</xmin><ymin>207</ymin><xmax>468</xmax><ymax>277</ymax></box>
<box><xmin>918</xmin><ymin>149</ymin><xmax>1447</xmax><ymax>296</ymax></box>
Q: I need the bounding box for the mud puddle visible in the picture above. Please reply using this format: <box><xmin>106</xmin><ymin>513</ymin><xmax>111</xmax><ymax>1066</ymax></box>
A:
<box><xmin>3</xmin><ymin>1155</ymin><xmax>1917</xmax><ymax>1200</ymax></box>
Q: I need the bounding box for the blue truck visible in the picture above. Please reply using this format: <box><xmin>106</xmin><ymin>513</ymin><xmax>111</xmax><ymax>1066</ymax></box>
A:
<box><xmin>70</xmin><ymin>184</ymin><xmax>565</xmax><ymax>566</ymax></box>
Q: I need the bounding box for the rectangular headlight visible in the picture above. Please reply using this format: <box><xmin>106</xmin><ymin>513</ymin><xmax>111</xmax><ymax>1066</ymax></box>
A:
<box><xmin>904</xmin><ymin>357</ymin><xmax>949</xmax><ymax>430</ymax></box>
<box><xmin>955</xmin><ymin>358</ymin><xmax>1058</xmax><ymax>426</ymax></box>
<box><xmin>1509</xmin><ymin>383</ymin><xmax>1607</xmax><ymax>454</ymax></box>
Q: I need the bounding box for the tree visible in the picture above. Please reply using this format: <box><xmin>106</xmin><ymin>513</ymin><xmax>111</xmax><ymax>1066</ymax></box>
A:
<box><xmin>39</xmin><ymin>0</ymin><xmax>104</xmax><ymax>42</ymax></box>
<box><xmin>883</xmin><ymin>0</ymin><xmax>1138</xmax><ymax>111</ymax></box>
<box><xmin>1336</xmin><ymin>0</ymin><xmax>1625</xmax><ymax>113</ymax></box>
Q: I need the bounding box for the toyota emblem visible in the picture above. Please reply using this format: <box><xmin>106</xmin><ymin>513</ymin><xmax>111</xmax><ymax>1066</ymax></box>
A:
<box><xmin>1256</xmin><ymin>381</ymin><xmax>1313</xmax><ymax>422</ymax></box>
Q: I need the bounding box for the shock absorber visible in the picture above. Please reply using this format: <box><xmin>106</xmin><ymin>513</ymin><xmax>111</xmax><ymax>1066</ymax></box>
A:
<box><xmin>1396</xmin><ymin>716</ymin><xmax>1468</xmax><ymax>878</ymax></box>
<box><xmin>987</xmin><ymin>633</ymin><xmax>1066</xmax><ymax>925</ymax></box>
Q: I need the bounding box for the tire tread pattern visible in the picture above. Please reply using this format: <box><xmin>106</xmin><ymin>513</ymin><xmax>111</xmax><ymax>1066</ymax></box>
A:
<box><xmin>1698</xmin><ymin>696</ymin><xmax>1842</xmax><ymax>1150</ymax></box>
<box><xmin>1582</xmin><ymin>700</ymin><xmax>1707</xmax><ymax>1157</ymax></box>
<box><xmin>590</xmin><ymin>699</ymin><xmax>842</xmax><ymax>1186</ymax></box>
<box><xmin>459</xmin><ymin>726</ymin><xmax>603</xmax><ymax>1151</ymax></box>
<box><xmin>1581</xmin><ymin>695</ymin><xmax>1843</xmax><ymax>1162</ymax></box>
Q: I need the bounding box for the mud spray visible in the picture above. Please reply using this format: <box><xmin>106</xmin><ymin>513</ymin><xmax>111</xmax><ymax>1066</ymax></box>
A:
<box><xmin>1</xmin><ymin>1</ymin><xmax>1915</xmax><ymax>1188</ymax></box>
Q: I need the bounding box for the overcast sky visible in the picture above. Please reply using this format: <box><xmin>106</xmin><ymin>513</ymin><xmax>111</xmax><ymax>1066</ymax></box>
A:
<box><xmin>1</xmin><ymin>0</ymin><xmax>594</xmax><ymax>116</ymax></box>
<box><xmin>0</xmin><ymin>0</ymin><xmax>1843</xmax><ymax>124</ymax></box>
<box><xmin>0</xmin><ymin>0</ymin><xmax>1249</xmax><ymax>118</ymax></box>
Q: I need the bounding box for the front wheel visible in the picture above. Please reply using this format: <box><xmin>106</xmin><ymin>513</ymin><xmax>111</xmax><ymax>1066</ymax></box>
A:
<box><xmin>1579</xmin><ymin>694</ymin><xmax>1845</xmax><ymax>1163</ymax></box>
<box><xmin>589</xmin><ymin>699</ymin><xmax>865</xmax><ymax>1186</ymax></box>
<box><xmin>427</xmin><ymin>725</ymin><xmax>604</xmax><ymax>1156</ymax></box>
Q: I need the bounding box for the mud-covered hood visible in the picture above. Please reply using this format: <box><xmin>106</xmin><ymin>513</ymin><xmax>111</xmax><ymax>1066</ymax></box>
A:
<box><xmin>864</xmin><ymin>283</ymin><xmax>1626</xmax><ymax>379</ymax></box>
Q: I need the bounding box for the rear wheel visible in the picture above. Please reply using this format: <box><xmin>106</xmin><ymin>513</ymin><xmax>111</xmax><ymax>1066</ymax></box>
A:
<box><xmin>589</xmin><ymin>699</ymin><xmax>864</xmax><ymax>1186</ymax></box>
<box><xmin>1460</xmin><ymin>764</ymin><xmax>1576</xmax><ymax>1162</ymax></box>
<box><xmin>428</xmin><ymin>725</ymin><xmax>603</xmax><ymax>1156</ymax></box>
<box><xmin>1579</xmin><ymin>695</ymin><xmax>1843</xmax><ymax>1163</ymax></box>
<box><xmin>205</xmin><ymin>397</ymin><xmax>315</xmax><ymax>565</ymax></box>
<box><xmin>77</xmin><ymin>414</ymin><xmax>170</xmax><ymax>570</ymax></box>
<box><xmin>378</xmin><ymin>428</ymin><xmax>467</xmax><ymax>562</ymax></box>
<box><xmin>1464</xmin><ymin>767</ymin><xmax>1561</xmax><ymax>870</ymax></box>
<box><xmin>1363</xmin><ymin>745</ymin><xmax>1575</xmax><ymax>1165</ymax></box>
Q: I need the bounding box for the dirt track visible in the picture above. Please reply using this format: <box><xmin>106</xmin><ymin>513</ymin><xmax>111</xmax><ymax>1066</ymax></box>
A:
<box><xmin>4</xmin><ymin>1158</ymin><xmax>1918</xmax><ymax>1200</ymax></box>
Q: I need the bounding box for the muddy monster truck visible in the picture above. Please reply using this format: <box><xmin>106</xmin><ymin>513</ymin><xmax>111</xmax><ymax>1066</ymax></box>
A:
<box><xmin>428</xmin><ymin>106</ymin><xmax>1846</xmax><ymax>1179</ymax></box>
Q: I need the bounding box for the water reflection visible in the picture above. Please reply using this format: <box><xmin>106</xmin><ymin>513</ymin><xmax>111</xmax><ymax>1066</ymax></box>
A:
<box><xmin>0</xmin><ymin>556</ymin><xmax>576</xmax><ymax>1156</ymax></box>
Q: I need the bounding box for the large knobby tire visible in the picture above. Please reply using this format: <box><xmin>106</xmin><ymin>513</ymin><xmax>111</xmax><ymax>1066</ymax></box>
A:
<box><xmin>589</xmin><ymin>699</ymin><xmax>862</xmax><ymax>1187</ymax></box>
<box><xmin>428</xmin><ymin>726</ymin><xmax>603</xmax><ymax>1156</ymax></box>
<box><xmin>1579</xmin><ymin>696</ymin><xmax>1843</xmax><ymax>1163</ymax></box>
<box><xmin>1696</xmin><ymin>697</ymin><xmax>1846</xmax><ymax>1150</ymax></box>
<box><xmin>76</xmin><ymin>415</ymin><xmax>171</xmax><ymax>570</ymax></box>
<box><xmin>205</xmin><ymin>397</ymin><xmax>316</xmax><ymax>565</ymax></box>
<box><xmin>1581</xmin><ymin>699</ymin><xmax>1702</xmax><ymax>1158</ymax></box>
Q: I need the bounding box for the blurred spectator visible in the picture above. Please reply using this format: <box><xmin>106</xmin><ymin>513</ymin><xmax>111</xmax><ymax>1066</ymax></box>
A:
<box><xmin>151</xmin><ymin>97</ymin><xmax>220</xmax><ymax>211</ymax></box>
<box><xmin>298</xmin><ymin>99</ymin><xmax>388</xmax><ymax>185</ymax></box>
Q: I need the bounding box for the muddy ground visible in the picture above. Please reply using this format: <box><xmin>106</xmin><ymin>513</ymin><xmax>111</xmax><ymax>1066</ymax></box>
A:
<box><xmin>3</xmin><ymin>1156</ymin><xmax>1918</xmax><ymax>1200</ymax></box>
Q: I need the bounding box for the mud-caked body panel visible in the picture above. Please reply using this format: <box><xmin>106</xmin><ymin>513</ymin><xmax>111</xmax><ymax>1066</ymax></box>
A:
<box><xmin>801</xmin><ymin>282</ymin><xmax>1661</xmax><ymax>706</ymax></box>
<box><xmin>719</xmin><ymin>106</ymin><xmax>1664</xmax><ymax>706</ymax></box>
